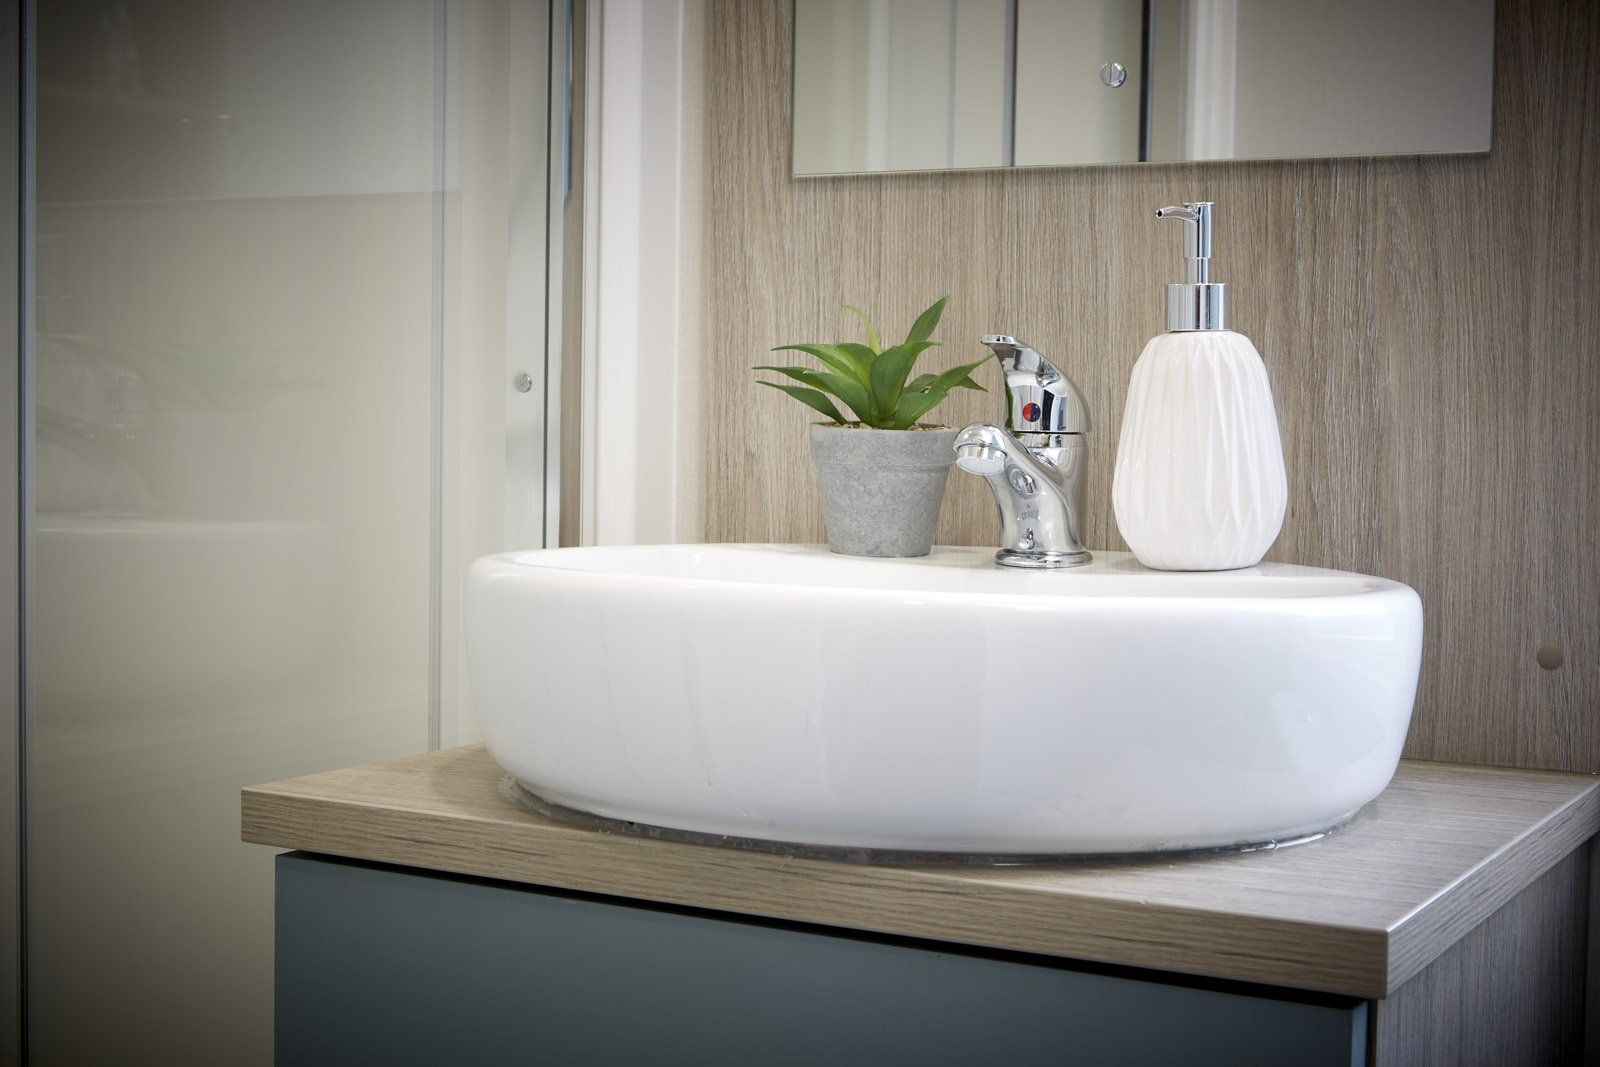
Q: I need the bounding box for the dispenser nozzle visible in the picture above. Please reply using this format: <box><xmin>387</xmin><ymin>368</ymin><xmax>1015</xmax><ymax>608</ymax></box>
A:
<box><xmin>1156</xmin><ymin>201</ymin><xmax>1225</xmax><ymax>331</ymax></box>
<box><xmin>1156</xmin><ymin>202</ymin><xmax>1212</xmax><ymax>283</ymax></box>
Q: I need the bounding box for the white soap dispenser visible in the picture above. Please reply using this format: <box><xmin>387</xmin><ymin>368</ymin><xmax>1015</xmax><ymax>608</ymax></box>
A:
<box><xmin>1112</xmin><ymin>201</ymin><xmax>1287</xmax><ymax>571</ymax></box>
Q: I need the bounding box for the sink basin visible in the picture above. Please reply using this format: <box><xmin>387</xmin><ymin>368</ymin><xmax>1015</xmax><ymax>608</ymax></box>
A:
<box><xmin>466</xmin><ymin>544</ymin><xmax>1423</xmax><ymax>855</ymax></box>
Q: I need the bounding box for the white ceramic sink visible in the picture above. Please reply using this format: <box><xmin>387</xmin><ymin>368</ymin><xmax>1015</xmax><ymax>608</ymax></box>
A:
<box><xmin>466</xmin><ymin>545</ymin><xmax>1423</xmax><ymax>855</ymax></box>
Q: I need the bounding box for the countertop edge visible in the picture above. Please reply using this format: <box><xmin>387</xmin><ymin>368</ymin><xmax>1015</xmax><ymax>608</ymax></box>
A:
<box><xmin>243</xmin><ymin>784</ymin><xmax>1390</xmax><ymax>997</ymax></box>
<box><xmin>242</xmin><ymin>754</ymin><xmax>1600</xmax><ymax>1001</ymax></box>
<box><xmin>1383</xmin><ymin>777</ymin><xmax>1600</xmax><ymax>994</ymax></box>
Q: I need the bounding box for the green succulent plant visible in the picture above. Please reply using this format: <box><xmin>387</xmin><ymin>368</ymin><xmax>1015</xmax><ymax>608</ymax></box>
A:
<box><xmin>755</xmin><ymin>297</ymin><xmax>987</xmax><ymax>430</ymax></box>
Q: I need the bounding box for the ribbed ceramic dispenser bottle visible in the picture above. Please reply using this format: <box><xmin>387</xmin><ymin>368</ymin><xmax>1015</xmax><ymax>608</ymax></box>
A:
<box><xmin>1111</xmin><ymin>202</ymin><xmax>1287</xmax><ymax>571</ymax></box>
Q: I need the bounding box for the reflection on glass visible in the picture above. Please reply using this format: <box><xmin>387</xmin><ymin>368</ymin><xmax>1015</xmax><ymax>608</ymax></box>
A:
<box><xmin>1014</xmin><ymin>0</ymin><xmax>1143</xmax><ymax>166</ymax></box>
<box><xmin>793</xmin><ymin>0</ymin><xmax>1014</xmax><ymax>174</ymax></box>
<box><xmin>794</xmin><ymin>0</ymin><xmax>1495</xmax><ymax>176</ymax></box>
<box><xmin>28</xmin><ymin>0</ymin><xmax>539</xmax><ymax>1061</ymax></box>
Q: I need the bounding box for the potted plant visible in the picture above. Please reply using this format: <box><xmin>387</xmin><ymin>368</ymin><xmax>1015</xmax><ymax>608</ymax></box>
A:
<box><xmin>756</xmin><ymin>297</ymin><xmax>986</xmax><ymax>557</ymax></box>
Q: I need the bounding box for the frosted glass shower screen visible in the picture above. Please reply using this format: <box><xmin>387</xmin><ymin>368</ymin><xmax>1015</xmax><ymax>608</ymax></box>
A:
<box><xmin>25</xmin><ymin>0</ymin><xmax>557</xmax><ymax>1062</ymax></box>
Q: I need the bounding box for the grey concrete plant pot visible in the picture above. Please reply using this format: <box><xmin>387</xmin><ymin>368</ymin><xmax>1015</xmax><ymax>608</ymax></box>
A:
<box><xmin>808</xmin><ymin>423</ymin><xmax>957</xmax><ymax>558</ymax></box>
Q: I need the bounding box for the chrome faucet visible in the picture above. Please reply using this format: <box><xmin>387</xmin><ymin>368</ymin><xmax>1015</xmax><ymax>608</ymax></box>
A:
<box><xmin>954</xmin><ymin>336</ymin><xmax>1092</xmax><ymax>568</ymax></box>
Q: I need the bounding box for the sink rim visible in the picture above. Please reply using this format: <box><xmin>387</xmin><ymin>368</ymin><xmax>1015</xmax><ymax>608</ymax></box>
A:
<box><xmin>474</xmin><ymin>543</ymin><xmax>1413</xmax><ymax>603</ymax></box>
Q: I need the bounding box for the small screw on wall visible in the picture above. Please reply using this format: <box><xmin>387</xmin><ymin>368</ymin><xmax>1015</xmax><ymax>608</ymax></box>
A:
<box><xmin>1536</xmin><ymin>644</ymin><xmax>1564</xmax><ymax>671</ymax></box>
<box><xmin>513</xmin><ymin>372</ymin><xmax>534</xmax><ymax>393</ymax></box>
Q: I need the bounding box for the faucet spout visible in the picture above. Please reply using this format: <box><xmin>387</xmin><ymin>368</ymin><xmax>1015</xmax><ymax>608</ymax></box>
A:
<box><xmin>952</xmin><ymin>423</ymin><xmax>1012</xmax><ymax>477</ymax></box>
<box><xmin>954</xmin><ymin>423</ymin><xmax>1091</xmax><ymax>569</ymax></box>
<box><xmin>957</xmin><ymin>334</ymin><xmax>1092</xmax><ymax>569</ymax></box>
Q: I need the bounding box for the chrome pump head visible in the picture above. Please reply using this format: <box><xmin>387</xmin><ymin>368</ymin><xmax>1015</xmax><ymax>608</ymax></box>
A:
<box><xmin>1156</xmin><ymin>202</ymin><xmax>1226</xmax><ymax>332</ymax></box>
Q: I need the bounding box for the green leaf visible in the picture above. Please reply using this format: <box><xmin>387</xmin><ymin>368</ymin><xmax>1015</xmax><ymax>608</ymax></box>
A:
<box><xmin>757</xmin><ymin>381</ymin><xmax>846</xmax><ymax>424</ymax></box>
<box><xmin>816</xmin><ymin>371</ymin><xmax>875</xmax><ymax>422</ymax></box>
<box><xmin>764</xmin><ymin>301</ymin><xmax>960</xmax><ymax>427</ymax></box>
<box><xmin>772</xmin><ymin>343</ymin><xmax>869</xmax><ymax>384</ymax></box>
<box><xmin>759</xmin><ymin>363</ymin><xmax>903</xmax><ymax>423</ymax></box>
<box><xmin>756</xmin><ymin>360</ymin><xmax>872</xmax><ymax>422</ymax></box>
<box><xmin>753</xmin><ymin>365</ymin><xmax>832</xmax><ymax>392</ymax></box>
<box><xmin>888</xmin><ymin>387</ymin><xmax>950</xmax><ymax>430</ymax></box>
<box><xmin>904</xmin><ymin>297</ymin><xmax>948</xmax><ymax>346</ymax></box>
<box><xmin>868</xmin><ymin>343</ymin><xmax>924</xmax><ymax>421</ymax></box>
<box><xmin>928</xmin><ymin>357</ymin><xmax>990</xmax><ymax>393</ymax></box>
<box><xmin>833</xmin><ymin>342</ymin><xmax>879</xmax><ymax>380</ymax></box>
<box><xmin>842</xmin><ymin>304</ymin><xmax>882</xmax><ymax>354</ymax></box>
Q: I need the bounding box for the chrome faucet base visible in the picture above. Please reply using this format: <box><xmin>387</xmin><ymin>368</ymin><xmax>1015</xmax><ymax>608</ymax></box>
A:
<box><xmin>955</xmin><ymin>335</ymin><xmax>1094</xmax><ymax>569</ymax></box>
<box><xmin>995</xmin><ymin>547</ymin><xmax>1093</xmax><ymax>570</ymax></box>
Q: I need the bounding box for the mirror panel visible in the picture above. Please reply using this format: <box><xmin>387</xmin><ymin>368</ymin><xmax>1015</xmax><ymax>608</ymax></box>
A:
<box><xmin>794</xmin><ymin>0</ymin><xmax>1495</xmax><ymax>176</ymax></box>
<box><xmin>793</xmin><ymin>0</ymin><xmax>1014</xmax><ymax>173</ymax></box>
<box><xmin>1015</xmin><ymin>0</ymin><xmax>1143</xmax><ymax>166</ymax></box>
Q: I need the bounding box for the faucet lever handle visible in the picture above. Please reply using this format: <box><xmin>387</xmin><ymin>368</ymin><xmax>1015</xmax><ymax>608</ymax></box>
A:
<box><xmin>980</xmin><ymin>335</ymin><xmax>1090</xmax><ymax>435</ymax></box>
<box><xmin>981</xmin><ymin>333</ymin><xmax>1027</xmax><ymax>354</ymax></box>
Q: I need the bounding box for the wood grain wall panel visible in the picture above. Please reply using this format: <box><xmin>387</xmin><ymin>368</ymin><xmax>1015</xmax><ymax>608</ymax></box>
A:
<box><xmin>699</xmin><ymin>0</ymin><xmax>1599</xmax><ymax>771</ymax></box>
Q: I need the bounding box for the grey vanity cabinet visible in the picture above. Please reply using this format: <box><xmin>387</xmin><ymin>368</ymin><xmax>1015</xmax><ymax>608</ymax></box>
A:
<box><xmin>275</xmin><ymin>852</ymin><xmax>1367</xmax><ymax>1066</ymax></box>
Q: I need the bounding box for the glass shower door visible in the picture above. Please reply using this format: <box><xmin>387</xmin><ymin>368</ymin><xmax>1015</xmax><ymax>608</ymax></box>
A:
<box><xmin>25</xmin><ymin>0</ymin><xmax>556</xmax><ymax>1061</ymax></box>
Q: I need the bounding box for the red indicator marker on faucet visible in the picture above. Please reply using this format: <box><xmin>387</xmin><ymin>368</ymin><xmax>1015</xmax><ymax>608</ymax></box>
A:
<box><xmin>1022</xmin><ymin>402</ymin><xmax>1041</xmax><ymax>422</ymax></box>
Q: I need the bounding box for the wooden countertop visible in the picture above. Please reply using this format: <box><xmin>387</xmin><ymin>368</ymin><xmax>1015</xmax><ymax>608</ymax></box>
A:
<box><xmin>242</xmin><ymin>745</ymin><xmax>1599</xmax><ymax>999</ymax></box>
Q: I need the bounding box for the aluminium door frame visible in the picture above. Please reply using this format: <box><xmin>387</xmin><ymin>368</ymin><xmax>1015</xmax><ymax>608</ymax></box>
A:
<box><xmin>2</xmin><ymin>1</ymin><xmax>25</xmax><ymax>1063</ymax></box>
